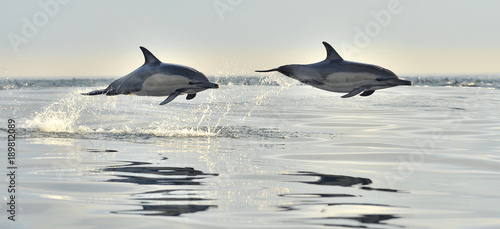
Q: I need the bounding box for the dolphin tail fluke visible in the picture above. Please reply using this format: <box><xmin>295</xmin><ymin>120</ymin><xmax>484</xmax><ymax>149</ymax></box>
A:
<box><xmin>255</xmin><ymin>68</ymin><xmax>280</xmax><ymax>73</ymax></box>
<box><xmin>81</xmin><ymin>89</ymin><xmax>107</xmax><ymax>95</ymax></box>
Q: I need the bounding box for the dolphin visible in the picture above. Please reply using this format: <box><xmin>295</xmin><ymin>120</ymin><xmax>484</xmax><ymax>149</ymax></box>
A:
<box><xmin>256</xmin><ymin>41</ymin><xmax>411</xmax><ymax>98</ymax></box>
<box><xmin>82</xmin><ymin>47</ymin><xmax>219</xmax><ymax>105</ymax></box>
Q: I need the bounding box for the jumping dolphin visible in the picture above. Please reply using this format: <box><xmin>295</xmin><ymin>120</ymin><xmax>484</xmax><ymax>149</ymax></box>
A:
<box><xmin>256</xmin><ymin>41</ymin><xmax>411</xmax><ymax>98</ymax></box>
<box><xmin>82</xmin><ymin>47</ymin><xmax>219</xmax><ymax>105</ymax></box>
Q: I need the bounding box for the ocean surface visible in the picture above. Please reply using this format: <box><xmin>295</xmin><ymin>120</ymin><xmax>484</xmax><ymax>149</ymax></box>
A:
<box><xmin>1</xmin><ymin>74</ymin><xmax>499</xmax><ymax>229</ymax></box>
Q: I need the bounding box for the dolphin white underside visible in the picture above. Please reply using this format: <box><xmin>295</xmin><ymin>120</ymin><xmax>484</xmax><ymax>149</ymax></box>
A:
<box><xmin>297</xmin><ymin>72</ymin><xmax>396</xmax><ymax>93</ymax></box>
<box><xmin>133</xmin><ymin>73</ymin><xmax>210</xmax><ymax>96</ymax></box>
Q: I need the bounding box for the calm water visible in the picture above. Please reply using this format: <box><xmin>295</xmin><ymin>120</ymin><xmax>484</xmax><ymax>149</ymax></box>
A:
<box><xmin>1</xmin><ymin>75</ymin><xmax>500</xmax><ymax>229</ymax></box>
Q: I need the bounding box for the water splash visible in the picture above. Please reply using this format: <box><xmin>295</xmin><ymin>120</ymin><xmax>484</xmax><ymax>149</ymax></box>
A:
<box><xmin>25</xmin><ymin>91</ymin><xmax>90</xmax><ymax>133</ymax></box>
<box><xmin>21</xmin><ymin>75</ymin><xmax>295</xmax><ymax>139</ymax></box>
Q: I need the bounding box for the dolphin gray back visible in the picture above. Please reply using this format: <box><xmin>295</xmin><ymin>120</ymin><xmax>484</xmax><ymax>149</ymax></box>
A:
<box><xmin>158</xmin><ymin>63</ymin><xmax>210</xmax><ymax>82</ymax></box>
<box><xmin>104</xmin><ymin>65</ymin><xmax>156</xmax><ymax>95</ymax></box>
<box><xmin>106</xmin><ymin>47</ymin><xmax>210</xmax><ymax>95</ymax></box>
<box><xmin>313</xmin><ymin>42</ymin><xmax>398</xmax><ymax>79</ymax></box>
<box><xmin>103</xmin><ymin>47</ymin><xmax>162</xmax><ymax>95</ymax></box>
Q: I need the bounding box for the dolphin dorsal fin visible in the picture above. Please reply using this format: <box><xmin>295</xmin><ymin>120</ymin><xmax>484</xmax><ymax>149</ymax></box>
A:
<box><xmin>322</xmin><ymin>41</ymin><xmax>343</xmax><ymax>62</ymax></box>
<box><xmin>139</xmin><ymin>46</ymin><xmax>161</xmax><ymax>65</ymax></box>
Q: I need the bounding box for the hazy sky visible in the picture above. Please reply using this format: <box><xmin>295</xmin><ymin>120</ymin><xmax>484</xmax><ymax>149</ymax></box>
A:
<box><xmin>2</xmin><ymin>0</ymin><xmax>499</xmax><ymax>77</ymax></box>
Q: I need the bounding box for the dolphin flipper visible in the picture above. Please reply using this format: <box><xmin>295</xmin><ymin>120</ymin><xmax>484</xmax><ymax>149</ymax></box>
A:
<box><xmin>360</xmin><ymin>90</ymin><xmax>375</xmax><ymax>97</ymax></box>
<box><xmin>186</xmin><ymin>94</ymin><xmax>196</xmax><ymax>100</ymax></box>
<box><xmin>160</xmin><ymin>91</ymin><xmax>181</xmax><ymax>105</ymax></box>
<box><xmin>341</xmin><ymin>87</ymin><xmax>367</xmax><ymax>98</ymax></box>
